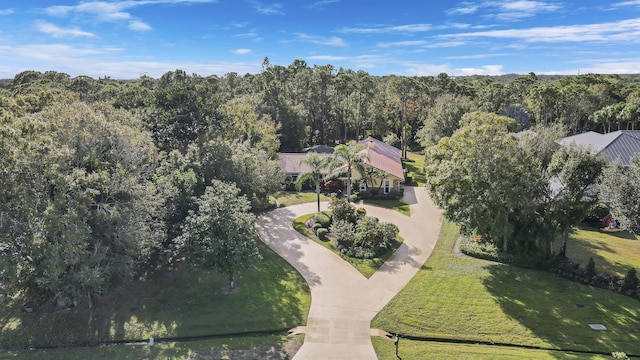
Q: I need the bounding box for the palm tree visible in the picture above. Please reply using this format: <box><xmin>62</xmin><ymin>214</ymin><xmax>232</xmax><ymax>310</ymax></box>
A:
<box><xmin>296</xmin><ymin>152</ymin><xmax>329</xmax><ymax>212</ymax></box>
<box><xmin>333</xmin><ymin>143</ymin><xmax>368</xmax><ymax>202</ymax></box>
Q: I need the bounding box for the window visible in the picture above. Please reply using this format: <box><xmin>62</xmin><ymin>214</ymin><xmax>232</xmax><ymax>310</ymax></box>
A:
<box><xmin>359</xmin><ymin>180</ymin><xmax>367</xmax><ymax>192</ymax></box>
<box><xmin>384</xmin><ymin>179</ymin><xmax>391</xmax><ymax>194</ymax></box>
<box><xmin>290</xmin><ymin>174</ymin><xmax>298</xmax><ymax>182</ymax></box>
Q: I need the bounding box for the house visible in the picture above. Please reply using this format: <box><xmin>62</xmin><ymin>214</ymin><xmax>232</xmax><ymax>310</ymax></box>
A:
<box><xmin>555</xmin><ymin>130</ymin><xmax>640</xmax><ymax>166</ymax></box>
<box><xmin>548</xmin><ymin>130</ymin><xmax>640</xmax><ymax>199</ymax></box>
<box><xmin>351</xmin><ymin>137</ymin><xmax>405</xmax><ymax>195</ymax></box>
<box><xmin>278</xmin><ymin>152</ymin><xmax>330</xmax><ymax>183</ymax></box>
<box><xmin>278</xmin><ymin>137</ymin><xmax>405</xmax><ymax>197</ymax></box>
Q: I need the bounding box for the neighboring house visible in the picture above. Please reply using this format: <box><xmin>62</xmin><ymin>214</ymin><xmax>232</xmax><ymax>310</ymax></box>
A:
<box><xmin>549</xmin><ymin>130</ymin><xmax>640</xmax><ymax>199</ymax></box>
<box><xmin>555</xmin><ymin>130</ymin><xmax>640</xmax><ymax>166</ymax></box>
<box><xmin>351</xmin><ymin>137</ymin><xmax>405</xmax><ymax>195</ymax></box>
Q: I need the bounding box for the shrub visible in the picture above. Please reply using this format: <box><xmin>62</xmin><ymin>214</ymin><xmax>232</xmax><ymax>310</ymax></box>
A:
<box><xmin>622</xmin><ymin>268</ymin><xmax>639</xmax><ymax>294</ymax></box>
<box><xmin>329</xmin><ymin>219</ymin><xmax>355</xmax><ymax>246</ymax></box>
<box><xmin>316</xmin><ymin>227</ymin><xmax>328</xmax><ymax>240</ymax></box>
<box><xmin>312</xmin><ymin>222</ymin><xmax>323</xmax><ymax>234</ymax></box>
<box><xmin>330</xmin><ymin>197</ymin><xmax>355</xmax><ymax>223</ymax></box>
<box><xmin>355</xmin><ymin>216</ymin><xmax>391</xmax><ymax>249</ymax></box>
<box><xmin>356</xmin><ymin>207</ymin><xmax>367</xmax><ymax>218</ymax></box>
<box><xmin>337</xmin><ymin>244</ymin><xmax>376</xmax><ymax>259</ymax></box>
<box><xmin>314</xmin><ymin>212</ymin><xmax>331</xmax><ymax>228</ymax></box>
<box><xmin>381</xmin><ymin>222</ymin><xmax>399</xmax><ymax>245</ymax></box>
<box><xmin>582</xmin><ymin>203</ymin><xmax>610</xmax><ymax>227</ymax></box>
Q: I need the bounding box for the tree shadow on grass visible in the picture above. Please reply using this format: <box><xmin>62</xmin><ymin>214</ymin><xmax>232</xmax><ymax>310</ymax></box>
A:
<box><xmin>481</xmin><ymin>264</ymin><xmax>640</xmax><ymax>358</ymax></box>
<box><xmin>0</xmin><ymin>213</ymin><xmax>310</xmax><ymax>350</ymax></box>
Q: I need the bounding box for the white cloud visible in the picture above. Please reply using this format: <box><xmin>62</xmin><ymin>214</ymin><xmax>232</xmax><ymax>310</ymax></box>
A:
<box><xmin>0</xmin><ymin>9</ymin><xmax>14</xmax><ymax>15</ymax></box>
<box><xmin>340</xmin><ymin>24</ymin><xmax>432</xmax><ymax>34</ymax></box>
<box><xmin>0</xmin><ymin>44</ymin><xmax>121</xmax><ymax>61</ymax></box>
<box><xmin>129</xmin><ymin>20</ymin><xmax>152</xmax><ymax>31</ymax></box>
<box><xmin>377</xmin><ymin>40</ymin><xmax>429</xmax><ymax>48</ymax></box>
<box><xmin>35</xmin><ymin>21</ymin><xmax>95</xmax><ymax>38</ymax></box>
<box><xmin>42</xmin><ymin>1</ymin><xmax>215</xmax><ymax>25</ymax></box>
<box><xmin>307</xmin><ymin>0</ymin><xmax>340</xmax><ymax>9</ymax></box>
<box><xmin>295</xmin><ymin>33</ymin><xmax>347</xmax><ymax>47</ymax></box>
<box><xmin>232</xmin><ymin>48</ymin><xmax>252</xmax><ymax>55</ymax></box>
<box><xmin>307</xmin><ymin>55</ymin><xmax>349</xmax><ymax>61</ymax></box>
<box><xmin>251</xmin><ymin>1</ymin><xmax>284</xmax><ymax>15</ymax></box>
<box><xmin>0</xmin><ymin>43</ymin><xmax>257</xmax><ymax>78</ymax></box>
<box><xmin>439</xmin><ymin>18</ymin><xmax>640</xmax><ymax>43</ymax></box>
<box><xmin>403</xmin><ymin>62</ymin><xmax>504</xmax><ymax>76</ymax></box>
<box><xmin>424</xmin><ymin>41</ymin><xmax>467</xmax><ymax>48</ymax></box>
<box><xmin>492</xmin><ymin>0</ymin><xmax>561</xmax><ymax>20</ymax></box>
<box><xmin>568</xmin><ymin>58</ymin><xmax>640</xmax><ymax>74</ymax></box>
<box><xmin>612</xmin><ymin>0</ymin><xmax>640</xmax><ymax>7</ymax></box>
<box><xmin>445</xmin><ymin>53</ymin><xmax>509</xmax><ymax>60</ymax></box>
<box><xmin>447</xmin><ymin>1</ymin><xmax>561</xmax><ymax>21</ymax></box>
<box><xmin>447</xmin><ymin>2</ymin><xmax>479</xmax><ymax>15</ymax></box>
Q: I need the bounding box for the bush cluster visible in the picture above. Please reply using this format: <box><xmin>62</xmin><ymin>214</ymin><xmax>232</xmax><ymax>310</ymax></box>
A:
<box><xmin>550</xmin><ymin>257</ymin><xmax>640</xmax><ymax>298</ymax></box>
<box><xmin>315</xmin><ymin>196</ymin><xmax>399</xmax><ymax>259</ymax></box>
<box><xmin>314</xmin><ymin>212</ymin><xmax>332</xmax><ymax>228</ymax></box>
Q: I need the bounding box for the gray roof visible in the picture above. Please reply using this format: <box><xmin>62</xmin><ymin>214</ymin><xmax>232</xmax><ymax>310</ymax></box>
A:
<box><xmin>303</xmin><ymin>145</ymin><xmax>334</xmax><ymax>154</ymax></box>
<box><xmin>278</xmin><ymin>153</ymin><xmax>330</xmax><ymax>175</ymax></box>
<box><xmin>556</xmin><ymin>130</ymin><xmax>640</xmax><ymax>166</ymax></box>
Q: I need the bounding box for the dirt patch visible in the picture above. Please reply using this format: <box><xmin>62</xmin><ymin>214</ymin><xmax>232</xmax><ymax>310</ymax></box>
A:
<box><xmin>187</xmin><ymin>336</ymin><xmax>303</xmax><ymax>360</ymax></box>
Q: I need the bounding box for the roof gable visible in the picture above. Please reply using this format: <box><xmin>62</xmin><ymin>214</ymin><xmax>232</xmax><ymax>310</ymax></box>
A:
<box><xmin>356</xmin><ymin>137</ymin><xmax>405</xmax><ymax>180</ymax></box>
<box><xmin>556</xmin><ymin>130</ymin><xmax>640</xmax><ymax>166</ymax></box>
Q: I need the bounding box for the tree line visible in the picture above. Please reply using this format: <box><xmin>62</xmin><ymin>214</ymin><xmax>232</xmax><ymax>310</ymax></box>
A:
<box><xmin>1</xmin><ymin>62</ymin><xmax>640</xmax><ymax>307</ymax></box>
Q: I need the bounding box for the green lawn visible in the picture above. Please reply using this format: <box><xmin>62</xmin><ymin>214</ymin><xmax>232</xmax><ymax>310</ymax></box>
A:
<box><xmin>562</xmin><ymin>227</ymin><xmax>640</xmax><ymax>277</ymax></box>
<box><xmin>360</xmin><ymin>198</ymin><xmax>410</xmax><ymax>216</ymax></box>
<box><xmin>2</xmin><ymin>335</ymin><xmax>300</xmax><ymax>360</ymax></box>
<box><xmin>372</xmin><ymin>221</ymin><xmax>640</xmax><ymax>356</ymax></box>
<box><xmin>372</xmin><ymin>338</ymin><xmax>610</xmax><ymax>360</ymax></box>
<box><xmin>271</xmin><ymin>191</ymin><xmax>330</xmax><ymax>208</ymax></box>
<box><xmin>0</xmin><ymin>241</ymin><xmax>310</xmax><ymax>354</ymax></box>
<box><xmin>292</xmin><ymin>213</ymin><xmax>403</xmax><ymax>278</ymax></box>
<box><xmin>402</xmin><ymin>151</ymin><xmax>426</xmax><ymax>187</ymax></box>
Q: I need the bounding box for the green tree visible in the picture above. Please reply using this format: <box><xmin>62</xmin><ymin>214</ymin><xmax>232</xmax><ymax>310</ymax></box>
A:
<box><xmin>0</xmin><ymin>102</ymin><xmax>162</xmax><ymax>307</ymax></box>
<box><xmin>425</xmin><ymin>112</ymin><xmax>543</xmax><ymax>253</ymax></box>
<box><xmin>192</xmin><ymin>139</ymin><xmax>284</xmax><ymax>210</ymax></box>
<box><xmin>391</xmin><ymin>77</ymin><xmax>423</xmax><ymax>158</ymax></box>
<box><xmin>296</xmin><ymin>152</ymin><xmax>330</xmax><ymax>212</ymax></box>
<box><xmin>177</xmin><ymin>180</ymin><xmax>261</xmax><ymax>289</ymax></box>
<box><xmin>547</xmin><ymin>146</ymin><xmax>604</xmax><ymax>257</ymax></box>
<box><xmin>333</xmin><ymin>143</ymin><xmax>368</xmax><ymax>202</ymax></box>
<box><xmin>600</xmin><ymin>155</ymin><xmax>640</xmax><ymax>235</ymax></box>
<box><xmin>416</xmin><ymin>93</ymin><xmax>473</xmax><ymax>147</ymax></box>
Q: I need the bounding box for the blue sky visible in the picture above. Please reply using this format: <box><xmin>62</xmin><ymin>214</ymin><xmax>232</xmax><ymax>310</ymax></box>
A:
<box><xmin>1</xmin><ymin>1</ymin><xmax>640</xmax><ymax>79</ymax></box>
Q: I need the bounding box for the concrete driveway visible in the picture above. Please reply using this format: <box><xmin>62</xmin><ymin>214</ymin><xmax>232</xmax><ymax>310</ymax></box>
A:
<box><xmin>255</xmin><ymin>187</ymin><xmax>443</xmax><ymax>359</ymax></box>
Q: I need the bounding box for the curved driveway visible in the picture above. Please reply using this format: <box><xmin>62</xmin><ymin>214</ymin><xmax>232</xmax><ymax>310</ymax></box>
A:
<box><xmin>255</xmin><ymin>187</ymin><xmax>443</xmax><ymax>359</ymax></box>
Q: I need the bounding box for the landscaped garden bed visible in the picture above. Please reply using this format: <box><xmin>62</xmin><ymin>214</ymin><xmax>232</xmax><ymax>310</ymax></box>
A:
<box><xmin>293</xmin><ymin>197</ymin><xmax>403</xmax><ymax>278</ymax></box>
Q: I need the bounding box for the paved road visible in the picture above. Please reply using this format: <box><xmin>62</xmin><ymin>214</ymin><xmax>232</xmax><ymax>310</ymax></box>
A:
<box><xmin>255</xmin><ymin>187</ymin><xmax>443</xmax><ymax>359</ymax></box>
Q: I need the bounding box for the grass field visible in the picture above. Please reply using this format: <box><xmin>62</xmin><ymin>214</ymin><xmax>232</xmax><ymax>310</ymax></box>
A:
<box><xmin>292</xmin><ymin>213</ymin><xmax>403</xmax><ymax>278</ymax></box>
<box><xmin>0</xmin><ymin>241</ymin><xmax>310</xmax><ymax>356</ymax></box>
<box><xmin>372</xmin><ymin>337</ymin><xmax>611</xmax><ymax>360</ymax></box>
<box><xmin>2</xmin><ymin>335</ymin><xmax>301</xmax><ymax>360</ymax></box>
<box><xmin>402</xmin><ymin>151</ymin><xmax>426</xmax><ymax>187</ymax></box>
<box><xmin>360</xmin><ymin>198</ymin><xmax>411</xmax><ymax>216</ymax></box>
<box><xmin>562</xmin><ymin>227</ymin><xmax>640</xmax><ymax>277</ymax></box>
<box><xmin>271</xmin><ymin>191</ymin><xmax>330</xmax><ymax>208</ymax></box>
<box><xmin>372</xmin><ymin>221</ymin><xmax>640</xmax><ymax>357</ymax></box>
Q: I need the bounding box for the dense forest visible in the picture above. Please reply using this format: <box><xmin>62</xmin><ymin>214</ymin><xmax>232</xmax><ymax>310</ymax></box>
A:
<box><xmin>1</xmin><ymin>59</ymin><xmax>640</xmax><ymax>308</ymax></box>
